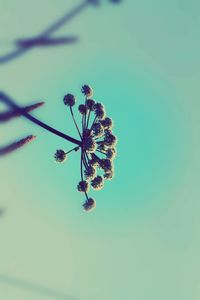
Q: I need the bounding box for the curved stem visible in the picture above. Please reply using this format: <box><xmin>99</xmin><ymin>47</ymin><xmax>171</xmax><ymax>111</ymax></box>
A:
<box><xmin>66</xmin><ymin>146</ymin><xmax>80</xmax><ymax>155</ymax></box>
<box><xmin>0</xmin><ymin>92</ymin><xmax>82</xmax><ymax>146</ymax></box>
<box><xmin>81</xmin><ymin>149</ymin><xmax>89</xmax><ymax>200</ymax></box>
<box><xmin>90</xmin><ymin>115</ymin><xmax>98</xmax><ymax>131</ymax></box>
<box><xmin>70</xmin><ymin>107</ymin><xmax>82</xmax><ymax>139</ymax></box>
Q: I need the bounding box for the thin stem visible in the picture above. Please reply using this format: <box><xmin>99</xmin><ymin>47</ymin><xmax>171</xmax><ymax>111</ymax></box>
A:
<box><xmin>0</xmin><ymin>92</ymin><xmax>82</xmax><ymax>146</ymax></box>
<box><xmin>81</xmin><ymin>149</ymin><xmax>89</xmax><ymax>201</ymax></box>
<box><xmin>96</xmin><ymin>149</ymin><xmax>106</xmax><ymax>155</ymax></box>
<box><xmin>70</xmin><ymin>107</ymin><xmax>82</xmax><ymax>139</ymax></box>
<box><xmin>90</xmin><ymin>115</ymin><xmax>98</xmax><ymax>131</ymax></box>
<box><xmin>66</xmin><ymin>146</ymin><xmax>80</xmax><ymax>155</ymax></box>
<box><xmin>86</xmin><ymin>110</ymin><xmax>91</xmax><ymax>130</ymax></box>
<box><xmin>83</xmin><ymin>152</ymin><xmax>89</xmax><ymax>168</ymax></box>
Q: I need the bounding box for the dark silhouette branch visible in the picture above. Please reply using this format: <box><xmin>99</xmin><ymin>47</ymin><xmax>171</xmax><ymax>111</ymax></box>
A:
<box><xmin>0</xmin><ymin>101</ymin><xmax>44</xmax><ymax>123</ymax></box>
<box><xmin>0</xmin><ymin>92</ymin><xmax>82</xmax><ymax>146</ymax></box>
<box><xmin>0</xmin><ymin>135</ymin><xmax>36</xmax><ymax>156</ymax></box>
<box><xmin>15</xmin><ymin>36</ymin><xmax>78</xmax><ymax>48</ymax></box>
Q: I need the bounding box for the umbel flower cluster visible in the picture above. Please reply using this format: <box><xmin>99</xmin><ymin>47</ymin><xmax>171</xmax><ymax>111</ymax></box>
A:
<box><xmin>54</xmin><ymin>85</ymin><xmax>117</xmax><ymax>212</ymax></box>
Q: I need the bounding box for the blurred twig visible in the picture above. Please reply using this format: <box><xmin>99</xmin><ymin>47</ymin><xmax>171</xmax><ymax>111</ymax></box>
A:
<box><xmin>0</xmin><ymin>101</ymin><xmax>44</xmax><ymax>123</ymax></box>
<box><xmin>0</xmin><ymin>274</ymin><xmax>76</xmax><ymax>300</ymax></box>
<box><xmin>0</xmin><ymin>0</ymin><xmax>97</xmax><ymax>64</ymax></box>
<box><xmin>0</xmin><ymin>135</ymin><xmax>36</xmax><ymax>156</ymax></box>
<box><xmin>0</xmin><ymin>91</ymin><xmax>82</xmax><ymax>158</ymax></box>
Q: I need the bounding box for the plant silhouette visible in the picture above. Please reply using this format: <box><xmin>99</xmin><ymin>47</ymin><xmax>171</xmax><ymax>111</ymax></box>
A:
<box><xmin>0</xmin><ymin>85</ymin><xmax>117</xmax><ymax>212</ymax></box>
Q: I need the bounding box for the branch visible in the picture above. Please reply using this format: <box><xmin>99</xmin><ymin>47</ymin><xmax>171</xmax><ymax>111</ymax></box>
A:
<box><xmin>0</xmin><ymin>135</ymin><xmax>36</xmax><ymax>156</ymax></box>
<box><xmin>0</xmin><ymin>102</ymin><xmax>44</xmax><ymax>123</ymax></box>
<box><xmin>0</xmin><ymin>92</ymin><xmax>82</xmax><ymax>146</ymax></box>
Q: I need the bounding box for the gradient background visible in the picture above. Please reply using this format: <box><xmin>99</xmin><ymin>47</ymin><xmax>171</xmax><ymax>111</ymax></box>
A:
<box><xmin>0</xmin><ymin>1</ymin><xmax>200</xmax><ymax>299</ymax></box>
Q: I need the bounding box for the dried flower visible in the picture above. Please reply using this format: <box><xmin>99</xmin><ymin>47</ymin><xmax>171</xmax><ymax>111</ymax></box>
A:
<box><xmin>63</xmin><ymin>94</ymin><xmax>76</xmax><ymax>106</ymax></box>
<box><xmin>83</xmin><ymin>198</ymin><xmax>96</xmax><ymax>212</ymax></box>
<box><xmin>2</xmin><ymin>84</ymin><xmax>117</xmax><ymax>211</ymax></box>
<box><xmin>100</xmin><ymin>158</ymin><xmax>113</xmax><ymax>172</ymax></box>
<box><xmin>54</xmin><ymin>149</ymin><xmax>67</xmax><ymax>163</ymax></box>
<box><xmin>86</xmin><ymin>99</ymin><xmax>95</xmax><ymax>110</ymax></box>
<box><xmin>95</xmin><ymin>107</ymin><xmax>106</xmax><ymax>120</ymax></box>
<box><xmin>77</xmin><ymin>180</ymin><xmax>89</xmax><ymax>193</ymax></box>
<box><xmin>81</xmin><ymin>85</ymin><xmax>93</xmax><ymax>97</ymax></box>
<box><xmin>78</xmin><ymin>104</ymin><xmax>87</xmax><ymax>115</ymax></box>
<box><xmin>84</xmin><ymin>166</ymin><xmax>96</xmax><ymax>179</ymax></box>
<box><xmin>104</xmin><ymin>170</ymin><xmax>114</xmax><ymax>180</ymax></box>
<box><xmin>91</xmin><ymin>175</ymin><xmax>104</xmax><ymax>190</ymax></box>
<box><xmin>92</xmin><ymin>122</ymin><xmax>104</xmax><ymax>138</ymax></box>
<box><xmin>84</xmin><ymin>136</ymin><xmax>97</xmax><ymax>153</ymax></box>
<box><xmin>106</xmin><ymin>148</ymin><xmax>116</xmax><ymax>160</ymax></box>
<box><xmin>101</xmin><ymin>117</ymin><xmax>113</xmax><ymax>130</ymax></box>
<box><xmin>104</xmin><ymin>132</ymin><xmax>117</xmax><ymax>147</ymax></box>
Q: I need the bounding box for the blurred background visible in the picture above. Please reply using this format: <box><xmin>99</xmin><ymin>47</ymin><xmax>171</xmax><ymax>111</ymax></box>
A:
<box><xmin>0</xmin><ymin>0</ymin><xmax>200</xmax><ymax>299</ymax></box>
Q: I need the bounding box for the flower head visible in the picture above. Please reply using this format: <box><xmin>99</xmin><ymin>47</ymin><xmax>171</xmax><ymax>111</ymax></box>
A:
<box><xmin>86</xmin><ymin>99</ymin><xmax>96</xmax><ymax>111</ymax></box>
<box><xmin>106</xmin><ymin>148</ymin><xmax>116</xmax><ymax>160</ymax></box>
<box><xmin>104</xmin><ymin>132</ymin><xmax>117</xmax><ymax>147</ymax></box>
<box><xmin>91</xmin><ymin>175</ymin><xmax>104</xmax><ymax>190</ymax></box>
<box><xmin>92</xmin><ymin>122</ymin><xmax>104</xmax><ymax>138</ymax></box>
<box><xmin>101</xmin><ymin>117</ymin><xmax>113</xmax><ymax>130</ymax></box>
<box><xmin>83</xmin><ymin>198</ymin><xmax>96</xmax><ymax>212</ymax></box>
<box><xmin>81</xmin><ymin>85</ymin><xmax>93</xmax><ymax>97</ymax></box>
<box><xmin>54</xmin><ymin>149</ymin><xmax>67</xmax><ymax>163</ymax></box>
<box><xmin>84</xmin><ymin>136</ymin><xmax>97</xmax><ymax>153</ymax></box>
<box><xmin>100</xmin><ymin>158</ymin><xmax>113</xmax><ymax>172</ymax></box>
<box><xmin>84</xmin><ymin>166</ymin><xmax>96</xmax><ymax>180</ymax></box>
<box><xmin>57</xmin><ymin>84</ymin><xmax>117</xmax><ymax>211</ymax></box>
<box><xmin>78</xmin><ymin>104</ymin><xmax>87</xmax><ymax>115</ymax></box>
<box><xmin>95</xmin><ymin>107</ymin><xmax>106</xmax><ymax>120</ymax></box>
<box><xmin>63</xmin><ymin>94</ymin><xmax>76</xmax><ymax>107</ymax></box>
<box><xmin>77</xmin><ymin>180</ymin><xmax>89</xmax><ymax>193</ymax></box>
<box><xmin>104</xmin><ymin>170</ymin><xmax>114</xmax><ymax>180</ymax></box>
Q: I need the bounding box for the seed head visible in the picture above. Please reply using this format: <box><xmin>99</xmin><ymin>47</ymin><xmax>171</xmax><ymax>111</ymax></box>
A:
<box><xmin>54</xmin><ymin>149</ymin><xmax>67</xmax><ymax>163</ymax></box>
<box><xmin>95</xmin><ymin>107</ymin><xmax>106</xmax><ymax>120</ymax></box>
<box><xmin>89</xmin><ymin>157</ymin><xmax>99</xmax><ymax>167</ymax></box>
<box><xmin>106</xmin><ymin>148</ymin><xmax>116</xmax><ymax>160</ymax></box>
<box><xmin>81</xmin><ymin>85</ymin><xmax>93</xmax><ymax>97</ymax></box>
<box><xmin>84</xmin><ymin>136</ymin><xmax>97</xmax><ymax>153</ymax></box>
<box><xmin>78</xmin><ymin>104</ymin><xmax>87</xmax><ymax>115</ymax></box>
<box><xmin>92</xmin><ymin>122</ymin><xmax>104</xmax><ymax>138</ymax></box>
<box><xmin>84</xmin><ymin>166</ymin><xmax>96</xmax><ymax>180</ymax></box>
<box><xmin>86</xmin><ymin>99</ymin><xmax>96</xmax><ymax>110</ymax></box>
<box><xmin>63</xmin><ymin>94</ymin><xmax>76</xmax><ymax>107</ymax></box>
<box><xmin>104</xmin><ymin>132</ymin><xmax>117</xmax><ymax>147</ymax></box>
<box><xmin>77</xmin><ymin>180</ymin><xmax>90</xmax><ymax>193</ymax></box>
<box><xmin>94</xmin><ymin>102</ymin><xmax>104</xmax><ymax>110</ymax></box>
<box><xmin>101</xmin><ymin>117</ymin><xmax>113</xmax><ymax>130</ymax></box>
<box><xmin>100</xmin><ymin>158</ymin><xmax>113</xmax><ymax>172</ymax></box>
<box><xmin>83</xmin><ymin>198</ymin><xmax>96</xmax><ymax>212</ymax></box>
<box><xmin>104</xmin><ymin>170</ymin><xmax>114</xmax><ymax>181</ymax></box>
<box><xmin>91</xmin><ymin>175</ymin><xmax>104</xmax><ymax>190</ymax></box>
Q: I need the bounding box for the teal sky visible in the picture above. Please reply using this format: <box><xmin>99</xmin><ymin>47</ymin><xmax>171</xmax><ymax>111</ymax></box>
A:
<box><xmin>0</xmin><ymin>1</ymin><xmax>200</xmax><ymax>299</ymax></box>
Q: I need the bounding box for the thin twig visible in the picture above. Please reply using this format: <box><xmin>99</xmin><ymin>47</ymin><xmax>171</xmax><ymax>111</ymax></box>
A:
<box><xmin>0</xmin><ymin>135</ymin><xmax>36</xmax><ymax>156</ymax></box>
<box><xmin>70</xmin><ymin>107</ymin><xmax>82</xmax><ymax>139</ymax></box>
<box><xmin>0</xmin><ymin>92</ymin><xmax>82</xmax><ymax>146</ymax></box>
<box><xmin>0</xmin><ymin>102</ymin><xmax>44</xmax><ymax>123</ymax></box>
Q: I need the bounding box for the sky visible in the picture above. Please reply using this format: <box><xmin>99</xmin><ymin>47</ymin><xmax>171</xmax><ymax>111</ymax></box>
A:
<box><xmin>0</xmin><ymin>0</ymin><xmax>200</xmax><ymax>299</ymax></box>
